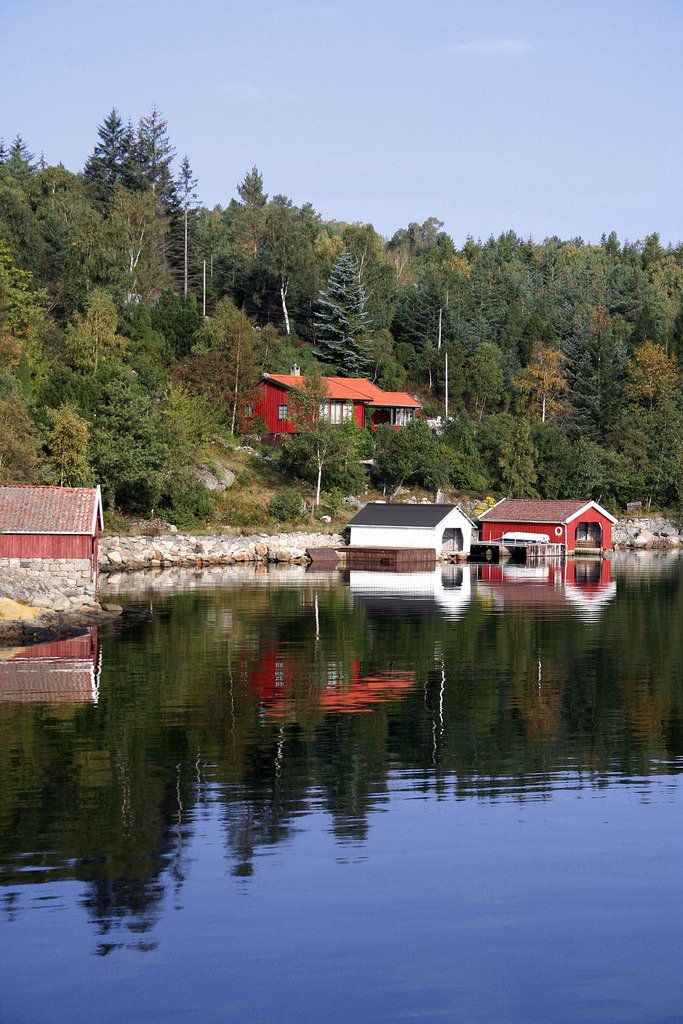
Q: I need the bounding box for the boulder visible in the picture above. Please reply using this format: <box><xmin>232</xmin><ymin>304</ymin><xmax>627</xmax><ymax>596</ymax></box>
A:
<box><xmin>194</xmin><ymin>464</ymin><xmax>236</xmax><ymax>491</ymax></box>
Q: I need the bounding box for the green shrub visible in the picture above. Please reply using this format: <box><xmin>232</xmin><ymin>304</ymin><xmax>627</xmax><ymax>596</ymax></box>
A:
<box><xmin>238</xmin><ymin>468</ymin><xmax>253</xmax><ymax>487</ymax></box>
<box><xmin>158</xmin><ymin>482</ymin><xmax>215</xmax><ymax>529</ymax></box>
<box><xmin>268</xmin><ymin>487</ymin><xmax>304</xmax><ymax>522</ymax></box>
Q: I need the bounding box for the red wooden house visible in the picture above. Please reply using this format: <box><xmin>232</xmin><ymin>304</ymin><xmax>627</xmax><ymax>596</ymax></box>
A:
<box><xmin>0</xmin><ymin>485</ymin><xmax>104</xmax><ymax>579</ymax></box>
<box><xmin>245</xmin><ymin>369</ymin><xmax>422</xmax><ymax>439</ymax></box>
<box><xmin>479</xmin><ymin>498</ymin><xmax>617</xmax><ymax>553</ymax></box>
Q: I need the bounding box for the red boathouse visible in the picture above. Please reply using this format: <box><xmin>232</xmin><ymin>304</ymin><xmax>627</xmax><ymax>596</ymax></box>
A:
<box><xmin>0</xmin><ymin>485</ymin><xmax>104</xmax><ymax>579</ymax></box>
<box><xmin>478</xmin><ymin>498</ymin><xmax>617</xmax><ymax>553</ymax></box>
<box><xmin>246</xmin><ymin>369</ymin><xmax>422</xmax><ymax>439</ymax></box>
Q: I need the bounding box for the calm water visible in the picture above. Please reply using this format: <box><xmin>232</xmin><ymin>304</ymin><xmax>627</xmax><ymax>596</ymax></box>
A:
<box><xmin>0</xmin><ymin>555</ymin><xmax>681</xmax><ymax>1024</ymax></box>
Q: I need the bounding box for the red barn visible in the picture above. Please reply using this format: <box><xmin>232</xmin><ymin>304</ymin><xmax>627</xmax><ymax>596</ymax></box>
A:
<box><xmin>246</xmin><ymin>370</ymin><xmax>421</xmax><ymax>438</ymax></box>
<box><xmin>0</xmin><ymin>485</ymin><xmax>104</xmax><ymax>579</ymax></box>
<box><xmin>479</xmin><ymin>498</ymin><xmax>617</xmax><ymax>553</ymax></box>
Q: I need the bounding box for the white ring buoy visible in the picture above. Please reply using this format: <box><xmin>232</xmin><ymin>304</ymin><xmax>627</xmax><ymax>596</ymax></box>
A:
<box><xmin>554</xmin><ymin>526</ymin><xmax>563</xmax><ymax>538</ymax></box>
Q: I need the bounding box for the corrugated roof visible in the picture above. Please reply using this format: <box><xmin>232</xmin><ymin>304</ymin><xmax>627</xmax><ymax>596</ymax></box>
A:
<box><xmin>349</xmin><ymin>503</ymin><xmax>470</xmax><ymax>528</ymax></box>
<box><xmin>479</xmin><ymin>498</ymin><xmax>614</xmax><ymax>524</ymax></box>
<box><xmin>264</xmin><ymin>374</ymin><xmax>421</xmax><ymax>408</ymax></box>
<box><xmin>0</xmin><ymin>486</ymin><xmax>103</xmax><ymax>535</ymax></box>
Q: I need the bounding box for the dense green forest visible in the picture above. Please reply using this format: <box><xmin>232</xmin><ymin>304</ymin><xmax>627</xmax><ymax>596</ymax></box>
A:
<box><xmin>1</xmin><ymin>108</ymin><xmax>682</xmax><ymax>521</ymax></box>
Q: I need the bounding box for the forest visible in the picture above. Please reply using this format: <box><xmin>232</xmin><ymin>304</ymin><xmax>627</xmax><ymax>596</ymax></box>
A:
<box><xmin>1</xmin><ymin>108</ymin><xmax>682</xmax><ymax>523</ymax></box>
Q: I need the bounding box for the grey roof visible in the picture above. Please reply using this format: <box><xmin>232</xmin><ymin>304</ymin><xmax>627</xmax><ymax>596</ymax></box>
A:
<box><xmin>348</xmin><ymin>503</ymin><xmax>473</xmax><ymax>529</ymax></box>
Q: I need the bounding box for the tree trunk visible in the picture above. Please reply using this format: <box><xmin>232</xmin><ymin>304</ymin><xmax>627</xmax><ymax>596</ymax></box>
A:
<box><xmin>183</xmin><ymin>208</ymin><xmax>188</xmax><ymax>298</ymax></box>
<box><xmin>316</xmin><ymin>455</ymin><xmax>323</xmax><ymax>507</ymax></box>
<box><xmin>281</xmin><ymin>282</ymin><xmax>291</xmax><ymax>336</ymax></box>
<box><xmin>541</xmin><ymin>392</ymin><xmax>546</xmax><ymax>423</ymax></box>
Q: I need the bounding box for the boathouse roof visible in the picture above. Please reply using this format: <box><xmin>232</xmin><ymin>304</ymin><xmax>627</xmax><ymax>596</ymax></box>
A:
<box><xmin>0</xmin><ymin>485</ymin><xmax>104</xmax><ymax>535</ymax></box>
<box><xmin>479</xmin><ymin>498</ymin><xmax>617</xmax><ymax>525</ymax></box>
<box><xmin>348</xmin><ymin>503</ymin><xmax>474</xmax><ymax>529</ymax></box>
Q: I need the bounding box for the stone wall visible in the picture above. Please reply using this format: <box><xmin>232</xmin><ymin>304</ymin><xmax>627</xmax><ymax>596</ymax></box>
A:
<box><xmin>612</xmin><ymin>517</ymin><xmax>682</xmax><ymax>549</ymax></box>
<box><xmin>99</xmin><ymin>532</ymin><xmax>344</xmax><ymax>571</ymax></box>
<box><xmin>0</xmin><ymin>557</ymin><xmax>97</xmax><ymax>609</ymax></box>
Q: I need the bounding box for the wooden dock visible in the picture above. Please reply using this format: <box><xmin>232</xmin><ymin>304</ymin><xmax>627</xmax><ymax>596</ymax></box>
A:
<box><xmin>470</xmin><ymin>540</ymin><xmax>565</xmax><ymax>565</ymax></box>
<box><xmin>341</xmin><ymin>547</ymin><xmax>437</xmax><ymax>572</ymax></box>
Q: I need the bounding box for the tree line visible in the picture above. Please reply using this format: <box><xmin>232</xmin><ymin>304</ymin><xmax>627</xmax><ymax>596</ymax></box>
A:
<box><xmin>1</xmin><ymin>109</ymin><xmax>683</xmax><ymax>518</ymax></box>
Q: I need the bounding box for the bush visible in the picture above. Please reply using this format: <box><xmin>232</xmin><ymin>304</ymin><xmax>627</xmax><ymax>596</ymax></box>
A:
<box><xmin>268</xmin><ymin>487</ymin><xmax>304</xmax><ymax>522</ymax></box>
<box><xmin>238</xmin><ymin>468</ymin><xmax>253</xmax><ymax>487</ymax></box>
<box><xmin>157</xmin><ymin>482</ymin><xmax>215</xmax><ymax>529</ymax></box>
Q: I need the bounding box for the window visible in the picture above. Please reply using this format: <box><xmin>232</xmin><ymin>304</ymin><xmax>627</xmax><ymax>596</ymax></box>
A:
<box><xmin>343</xmin><ymin>403</ymin><xmax>354</xmax><ymax>421</ymax></box>
<box><xmin>278</xmin><ymin>404</ymin><xmax>288</xmax><ymax>421</ymax></box>
<box><xmin>330</xmin><ymin>402</ymin><xmax>343</xmax><ymax>424</ymax></box>
<box><xmin>395</xmin><ymin>408</ymin><xmax>414</xmax><ymax>426</ymax></box>
<box><xmin>319</xmin><ymin>403</ymin><xmax>330</xmax><ymax>421</ymax></box>
<box><xmin>244</xmin><ymin>404</ymin><xmax>254</xmax><ymax>418</ymax></box>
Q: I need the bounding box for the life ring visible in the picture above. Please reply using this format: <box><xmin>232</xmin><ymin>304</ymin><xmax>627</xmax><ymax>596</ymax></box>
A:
<box><xmin>554</xmin><ymin>526</ymin><xmax>563</xmax><ymax>538</ymax></box>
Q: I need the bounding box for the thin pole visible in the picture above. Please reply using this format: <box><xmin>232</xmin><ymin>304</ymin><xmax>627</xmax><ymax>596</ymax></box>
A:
<box><xmin>444</xmin><ymin>351</ymin><xmax>449</xmax><ymax>420</ymax></box>
<box><xmin>437</xmin><ymin>307</ymin><xmax>442</xmax><ymax>350</ymax></box>
<box><xmin>202</xmin><ymin>260</ymin><xmax>206</xmax><ymax>317</ymax></box>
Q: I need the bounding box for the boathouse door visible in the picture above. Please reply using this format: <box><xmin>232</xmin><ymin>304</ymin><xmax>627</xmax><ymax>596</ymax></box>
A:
<box><xmin>442</xmin><ymin>528</ymin><xmax>464</xmax><ymax>552</ymax></box>
<box><xmin>575</xmin><ymin>521</ymin><xmax>602</xmax><ymax>548</ymax></box>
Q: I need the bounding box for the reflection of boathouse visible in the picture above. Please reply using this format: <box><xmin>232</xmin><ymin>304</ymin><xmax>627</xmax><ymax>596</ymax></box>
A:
<box><xmin>477</xmin><ymin>561</ymin><xmax>616</xmax><ymax>620</ymax></box>
<box><xmin>244</xmin><ymin>642</ymin><xmax>415</xmax><ymax>717</ymax></box>
<box><xmin>0</xmin><ymin>630</ymin><xmax>100</xmax><ymax>703</ymax></box>
<box><xmin>347</xmin><ymin>565</ymin><xmax>473</xmax><ymax>620</ymax></box>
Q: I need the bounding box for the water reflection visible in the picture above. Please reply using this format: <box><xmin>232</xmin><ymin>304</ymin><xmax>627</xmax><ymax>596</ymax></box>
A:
<box><xmin>348</xmin><ymin>563</ymin><xmax>473</xmax><ymax>619</ymax></box>
<box><xmin>0</xmin><ymin>631</ymin><xmax>100</xmax><ymax>703</ymax></box>
<box><xmin>0</xmin><ymin>556</ymin><xmax>680</xmax><ymax>979</ymax></box>
<box><xmin>478</xmin><ymin>559</ymin><xmax>616</xmax><ymax>620</ymax></box>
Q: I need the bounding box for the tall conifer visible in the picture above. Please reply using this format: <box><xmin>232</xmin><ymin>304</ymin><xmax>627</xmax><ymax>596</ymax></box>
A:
<box><xmin>314</xmin><ymin>250</ymin><xmax>372</xmax><ymax>376</ymax></box>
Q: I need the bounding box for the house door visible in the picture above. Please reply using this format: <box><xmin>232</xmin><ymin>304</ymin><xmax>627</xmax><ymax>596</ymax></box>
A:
<box><xmin>442</xmin><ymin>528</ymin><xmax>463</xmax><ymax>552</ymax></box>
<box><xmin>575</xmin><ymin>522</ymin><xmax>602</xmax><ymax>547</ymax></box>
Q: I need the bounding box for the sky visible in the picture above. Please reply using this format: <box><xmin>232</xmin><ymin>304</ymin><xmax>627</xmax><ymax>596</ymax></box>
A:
<box><xmin>1</xmin><ymin>0</ymin><xmax>682</xmax><ymax>246</ymax></box>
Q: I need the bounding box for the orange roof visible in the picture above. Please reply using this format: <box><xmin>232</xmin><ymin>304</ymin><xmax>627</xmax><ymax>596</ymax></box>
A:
<box><xmin>264</xmin><ymin>374</ymin><xmax>421</xmax><ymax>409</ymax></box>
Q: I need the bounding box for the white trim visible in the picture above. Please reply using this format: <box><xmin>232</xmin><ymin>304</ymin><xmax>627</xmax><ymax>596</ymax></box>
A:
<box><xmin>93</xmin><ymin>485</ymin><xmax>104</xmax><ymax>532</ymax></box>
<box><xmin>564</xmin><ymin>501</ymin><xmax>618</xmax><ymax>525</ymax></box>
<box><xmin>478</xmin><ymin>497</ymin><xmax>508</xmax><ymax>520</ymax></box>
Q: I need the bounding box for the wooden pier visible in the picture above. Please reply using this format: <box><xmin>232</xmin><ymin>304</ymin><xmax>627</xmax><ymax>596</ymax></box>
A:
<box><xmin>470</xmin><ymin>540</ymin><xmax>565</xmax><ymax>565</ymax></box>
<box><xmin>341</xmin><ymin>547</ymin><xmax>437</xmax><ymax>572</ymax></box>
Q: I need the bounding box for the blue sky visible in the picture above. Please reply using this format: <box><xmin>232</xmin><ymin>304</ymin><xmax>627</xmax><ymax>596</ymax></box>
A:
<box><xmin>1</xmin><ymin>0</ymin><xmax>682</xmax><ymax>245</ymax></box>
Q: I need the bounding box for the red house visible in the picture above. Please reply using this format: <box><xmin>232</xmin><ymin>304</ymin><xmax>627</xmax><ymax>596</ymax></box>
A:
<box><xmin>246</xmin><ymin>369</ymin><xmax>421</xmax><ymax>439</ymax></box>
<box><xmin>0</xmin><ymin>485</ymin><xmax>104</xmax><ymax>579</ymax></box>
<box><xmin>479</xmin><ymin>498</ymin><xmax>617</xmax><ymax>553</ymax></box>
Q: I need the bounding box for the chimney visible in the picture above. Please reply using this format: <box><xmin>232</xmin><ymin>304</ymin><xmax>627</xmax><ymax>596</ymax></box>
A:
<box><xmin>291</xmin><ymin>364</ymin><xmax>301</xmax><ymax>376</ymax></box>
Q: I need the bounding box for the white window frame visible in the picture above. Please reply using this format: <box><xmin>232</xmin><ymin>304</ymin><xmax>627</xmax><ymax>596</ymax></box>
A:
<box><xmin>278</xmin><ymin>404</ymin><xmax>289</xmax><ymax>421</ymax></box>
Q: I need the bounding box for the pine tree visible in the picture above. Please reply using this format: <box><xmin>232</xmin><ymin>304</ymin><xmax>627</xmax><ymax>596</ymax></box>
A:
<box><xmin>84</xmin><ymin>109</ymin><xmax>131</xmax><ymax>198</ymax></box>
<box><xmin>314</xmin><ymin>250</ymin><xmax>372</xmax><ymax>376</ymax></box>
<box><xmin>136</xmin><ymin>108</ymin><xmax>177</xmax><ymax>207</ymax></box>
<box><xmin>0</xmin><ymin>136</ymin><xmax>35</xmax><ymax>179</ymax></box>
<box><xmin>178</xmin><ymin>156</ymin><xmax>198</xmax><ymax>297</ymax></box>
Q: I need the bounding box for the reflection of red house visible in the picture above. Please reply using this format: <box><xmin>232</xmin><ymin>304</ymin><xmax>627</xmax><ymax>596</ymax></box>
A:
<box><xmin>0</xmin><ymin>630</ymin><xmax>100</xmax><ymax>703</ymax></box>
<box><xmin>479</xmin><ymin>499</ymin><xmax>617</xmax><ymax>553</ymax></box>
<box><xmin>246</xmin><ymin>371</ymin><xmax>421</xmax><ymax>439</ymax></box>
<box><xmin>243</xmin><ymin>642</ymin><xmax>415</xmax><ymax>717</ymax></box>
<box><xmin>478</xmin><ymin>561</ymin><xmax>616</xmax><ymax>619</ymax></box>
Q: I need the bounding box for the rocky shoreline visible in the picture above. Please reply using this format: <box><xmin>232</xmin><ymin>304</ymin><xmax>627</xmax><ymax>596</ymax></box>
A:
<box><xmin>0</xmin><ymin>566</ymin><xmax>123</xmax><ymax>645</ymax></box>
<box><xmin>612</xmin><ymin>516</ymin><xmax>682</xmax><ymax>549</ymax></box>
<box><xmin>1</xmin><ymin>518</ymin><xmax>681</xmax><ymax>647</ymax></box>
<box><xmin>99</xmin><ymin>531</ymin><xmax>345</xmax><ymax>571</ymax></box>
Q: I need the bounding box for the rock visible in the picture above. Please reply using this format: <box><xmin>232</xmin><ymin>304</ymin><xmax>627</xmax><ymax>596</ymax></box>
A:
<box><xmin>108</xmin><ymin>551</ymin><xmax>123</xmax><ymax>564</ymax></box>
<box><xmin>101</xmin><ymin>603</ymin><xmax>124</xmax><ymax>615</ymax></box>
<box><xmin>194</xmin><ymin>464</ymin><xmax>236</xmax><ymax>491</ymax></box>
<box><xmin>170</xmin><ymin>524</ymin><xmax>177</xmax><ymax>532</ymax></box>
<box><xmin>436</xmin><ymin>490</ymin><xmax>447</xmax><ymax>504</ymax></box>
<box><xmin>633</xmin><ymin>530</ymin><xmax>655</xmax><ymax>548</ymax></box>
<box><xmin>343</xmin><ymin>496</ymin><xmax>363</xmax><ymax>508</ymax></box>
<box><xmin>320</xmin><ymin>515</ymin><xmax>332</xmax><ymax>523</ymax></box>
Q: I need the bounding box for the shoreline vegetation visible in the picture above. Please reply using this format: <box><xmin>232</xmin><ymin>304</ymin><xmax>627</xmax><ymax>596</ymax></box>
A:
<box><xmin>1</xmin><ymin>111</ymin><xmax>682</xmax><ymax>538</ymax></box>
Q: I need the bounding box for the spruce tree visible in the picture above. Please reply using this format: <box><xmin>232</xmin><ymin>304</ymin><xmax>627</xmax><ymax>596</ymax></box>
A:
<box><xmin>135</xmin><ymin>108</ymin><xmax>177</xmax><ymax>207</ymax></box>
<box><xmin>84</xmin><ymin>109</ymin><xmax>131</xmax><ymax>198</ymax></box>
<box><xmin>314</xmin><ymin>250</ymin><xmax>372</xmax><ymax>377</ymax></box>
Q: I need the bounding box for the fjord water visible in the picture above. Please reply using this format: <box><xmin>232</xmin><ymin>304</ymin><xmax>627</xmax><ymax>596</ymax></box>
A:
<box><xmin>0</xmin><ymin>557</ymin><xmax>681</xmax><ymax>1024</ymax></box>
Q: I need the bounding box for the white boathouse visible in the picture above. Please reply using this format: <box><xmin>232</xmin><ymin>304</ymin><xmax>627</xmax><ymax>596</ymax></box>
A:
<box><xmin>347</xmin><ymin>503</ymin><xmax>475</xmax><ymax>556</ymax></box>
